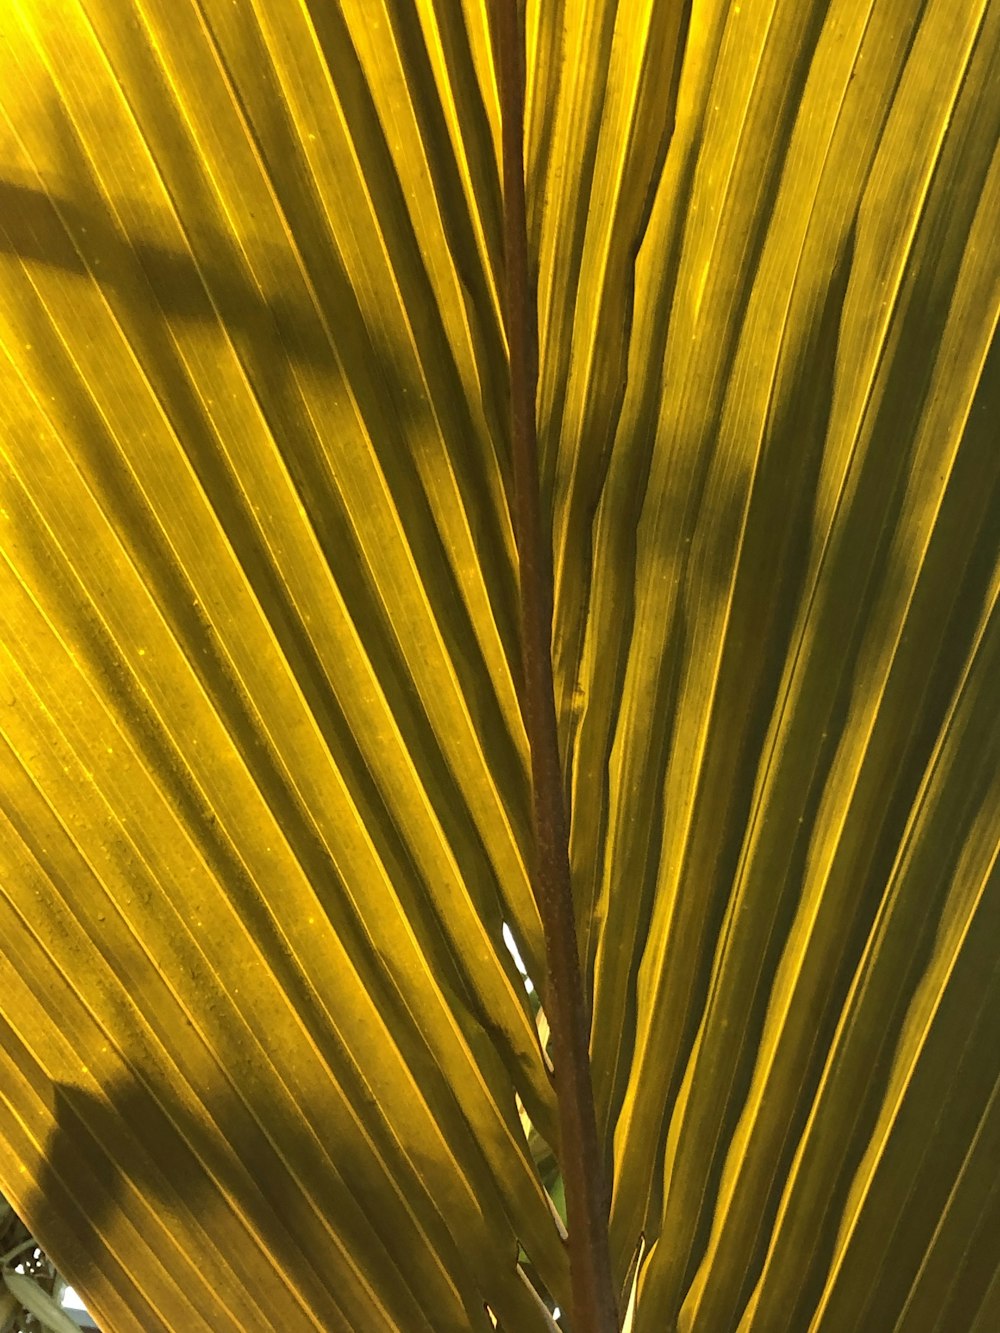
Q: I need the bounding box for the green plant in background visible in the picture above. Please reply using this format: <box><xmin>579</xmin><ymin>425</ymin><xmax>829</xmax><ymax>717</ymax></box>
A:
<box><xmin>0</xmin><ymin>2</ymin><xmax>997</xmax><ymax>1331</ymax></box>
<box><xmin>1</xmin><ymin>1194</ymin><xmax>92</xmax><ymax>1333</ymax></box>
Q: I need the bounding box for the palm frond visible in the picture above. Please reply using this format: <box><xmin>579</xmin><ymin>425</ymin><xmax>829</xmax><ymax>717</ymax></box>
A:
<box><xmin>1</xmin><ymin>2</ymin><xmax>996</xmax><ymax>1330</ymax></box>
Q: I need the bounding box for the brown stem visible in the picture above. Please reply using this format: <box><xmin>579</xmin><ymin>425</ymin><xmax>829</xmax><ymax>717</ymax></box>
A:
<box><xmin>493</xmin><ymin>5</ymin><xmax>619</xmax><ymax>1331</ymax></box>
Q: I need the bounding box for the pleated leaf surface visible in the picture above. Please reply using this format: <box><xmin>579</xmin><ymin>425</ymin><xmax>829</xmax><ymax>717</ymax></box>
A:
<box><xmin>0</xmin><ymin>1</ymin><xmax>997</xmax><ymax>1331</ymax></box>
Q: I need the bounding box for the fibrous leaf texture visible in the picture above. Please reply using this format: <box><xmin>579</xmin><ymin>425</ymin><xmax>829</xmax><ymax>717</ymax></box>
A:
<box><xmin>0</xmin><ymin>2</ymin><xmax>997</xmax><ymax>1331</ymax></box>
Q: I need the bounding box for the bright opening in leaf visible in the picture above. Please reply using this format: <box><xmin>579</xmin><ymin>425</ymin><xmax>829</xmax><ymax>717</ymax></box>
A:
<box><xmin>502</xmin><ymin>921</ymin><xmax>536</xmax><ymax>994</ymax></box>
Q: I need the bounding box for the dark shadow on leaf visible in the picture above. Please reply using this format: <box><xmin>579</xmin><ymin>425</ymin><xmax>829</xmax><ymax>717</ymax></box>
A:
<box><xmin>27</xmin><ymin>1074</ymin><xmax>471</xmax><ymax>1330</ymax></box>
<box><xmin>1</xmin><ymin>160</ymin><xmax>553</xmax><ymax>1138</ymax></box>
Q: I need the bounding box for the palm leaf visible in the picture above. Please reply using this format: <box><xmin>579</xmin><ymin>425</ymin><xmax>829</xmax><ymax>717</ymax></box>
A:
<box><xmin>1</xmin><ymin>1</ymin><xmax>997</xmax><ymax>1331</ymax></box>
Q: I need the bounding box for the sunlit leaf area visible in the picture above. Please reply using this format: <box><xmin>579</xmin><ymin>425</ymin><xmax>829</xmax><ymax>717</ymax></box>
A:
<box><xmin>1</xmin><ymin>2</ymin><xmax>997</xmax><ymax>1331</ymax></box>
